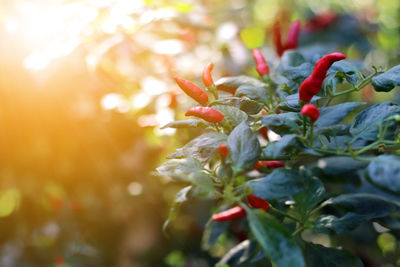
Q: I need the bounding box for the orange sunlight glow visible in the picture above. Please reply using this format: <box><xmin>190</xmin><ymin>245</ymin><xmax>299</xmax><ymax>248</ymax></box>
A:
<box><xmin>3</xmin><ymin>0</ymin><xmax>147</xmax><ymax>71</ymax></box>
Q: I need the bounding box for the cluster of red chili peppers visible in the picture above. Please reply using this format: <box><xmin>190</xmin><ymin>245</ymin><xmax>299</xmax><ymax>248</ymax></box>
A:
<box><xmin>171</xmin><ymin>18</ymin><xmax>349</xmax><ymax>221</ymax></box>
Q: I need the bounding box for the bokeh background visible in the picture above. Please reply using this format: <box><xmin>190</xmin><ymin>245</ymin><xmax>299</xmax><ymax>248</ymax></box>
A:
<box><xmin>0</xmin><ymin>0</ymin><xmax>399</xmax><ymax>266</ymax></box>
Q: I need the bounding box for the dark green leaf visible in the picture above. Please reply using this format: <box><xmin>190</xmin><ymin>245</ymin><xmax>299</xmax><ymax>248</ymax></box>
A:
<box><xmin>316</xmin><ymin>102</ymin><xmax>365</xmax><ymax>128</ymax></box>
<box><xmin>167</xmin><ymin>132</ymin><xmax>227</xmax><ymax>163</ymax></box>
<box><xmin>247</xmin><ymin>169</ymin><xmax>305</xmax><ymax>200</ymax></box>
<box><xmin>247</xmin><ymin>209</ymin><xmax>305</xmax><ymax>267</ymax></box>
<box><xmin>315</xmin><ymin>193</ymin><xmax>400</xmax><ymax>233</ymax></box>
<box><xmin>294</xmin><ymin>174</ymin><xmax>325</xmax><ymax>216</ymax></box>
<box><xmin>350</xmin><ymin>102</ymin><xmax>400</xmax><ymax>141</ymax></box>
<box><xmin>372</xmin><ymin>65</ymin><xmax>400</xmax><ymax>92</ymax></box>
<box><xmin>235</xmin><ymin>84</ymin><xmax>269</xmax><ymax>103</ymax></box>
<box><xmin>315</xmin><ymin>124</ymin><xmax>350</xmax><ymax>136</ymax></box>
<box><xmin>212</xmin><ymin>105</ymin><xmax>248</xmax><ymax>127</ymax></box>
<box><xmin>261</xmin><ymin>112</ymin><xmax>302</xmax><ymax>135</ymax></box>
<box><xmin>263</xmin><ymin>134</ymin><xmax>304</xmax><ymax>159</ymax></box>
<box><xmin>209</xmin><ymin>97</ymin><xmax>263</xmax><ymax>114</ymax></box>
<box><xmin>161</xmin><ymin>119</ymin><xmax>207</xmax><ymax>129</ymax></box>
<box><xmin>278</xmin><ymin>94</ymin><xmax>321</xmax><ymax>112</ymax></box>
<box><xmin>329</xmin><ymin>60</ymin><xmax>360</xmax><ymax>84</ymax></box>
<box><xmin>215</xmin><ymin>75</ymin><xmax>267</xmax><ymax>94</ymax></box>
<box><xmin>228</xmin><ymin>122</ymin><xmax>261</xmax><ymax>173</ymax></box>
<box><xmin>366</xmin><ymin>155</ymin><xmax>400</xmax><ymax>195</ymax></box>
<box><xmin>304</xmin><ymin>243</ymin><xmax>363</xmax><ymax>267</ymax></box>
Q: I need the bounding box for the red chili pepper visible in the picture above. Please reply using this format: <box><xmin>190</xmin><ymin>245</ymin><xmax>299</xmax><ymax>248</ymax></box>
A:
<box><xmin>212</xmin><ymin>206</ymin><xmax>247</xmax><ymax>221</ymax></box>
<box><xmin>284</xmin><ymin>20</ymin><xmax>301</xmax><ymax>50</ymax></box>
<box><xmin>301</xmin><ymin>104</ymin><xmax>320</xmax><ymax>122</ymax></box>
<box><xmin>262</xmin><ymin>161</ymin><xmax>285</xmax><ymax>169</ymax></box>
<box><xmin>247</xmin><ymin>194</ymin><xmax>269</xmax><ymax>211</ymax></box>
<box><xmin>174</xmin><ymin>77</ymin><xmax>208</xmax><ymax>106</ymax></box>
<box><xmin>273</xmin><ymin>23</ymin><xmax>284</xmax><ymax>57</ymax></box>
<box><xmin>299</xmin><ymin>52</ymin><xmax>346</xmax><ymax>102</ymax></box>
<box><xmin>185</xmin><ymin>106</ymin><xmax>224</xmax><ymax>123</ymax></box>
<box><xmin>218</xmin><ymin>144</ymin><xmax>229</xmax><ymax>159</ymax></box>
<box><xmin>202</xmin><ymin>62</ymin><xmax>214</xmax><ymax>87</ymax></box>
<box><xmin>252</xmin><ymin>49</ymin><xmax>269</xmax><ymax>76</ymax></box>
<box><xmin>253</xmin><ymin>161</ymin><xmax>263</xmax><ymax>170</ymax></box>
<box><xmin>259</xmin><ymin>126</ymin><xmax>268</xmax><ymax>140</ymax></box>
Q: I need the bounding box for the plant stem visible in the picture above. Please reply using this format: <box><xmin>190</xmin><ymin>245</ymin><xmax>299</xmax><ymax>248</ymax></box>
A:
<box><xmin>269</xmin><ymin>206</ymin><xmax>300</xmax><ymax>222</ymax></box>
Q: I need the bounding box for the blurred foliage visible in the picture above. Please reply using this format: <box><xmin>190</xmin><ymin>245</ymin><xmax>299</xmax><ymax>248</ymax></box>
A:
<box><xmin>0</xmin><ymin>0</ymin><xmax>397</xmax><ymax>266</ymax></box>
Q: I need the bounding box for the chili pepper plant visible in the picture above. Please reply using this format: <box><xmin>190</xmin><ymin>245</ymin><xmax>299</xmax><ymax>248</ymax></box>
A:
<box><xmin>157</xmin><ymin>42</ymin><xmax>400</xmax><ymax>266</ymax></box>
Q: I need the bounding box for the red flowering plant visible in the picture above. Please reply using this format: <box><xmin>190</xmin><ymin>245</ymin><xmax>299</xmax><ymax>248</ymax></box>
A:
<box><xmin>156</xmin><ymin>29</ymin><xmax>400</xmax><ymax>266</ymax></box>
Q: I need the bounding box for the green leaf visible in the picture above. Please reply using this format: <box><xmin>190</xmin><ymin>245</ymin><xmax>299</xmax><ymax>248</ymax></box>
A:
<box><xmin>161</xmin><ymin>119</ymin><xmax>207</xmax><ymax>129</ymax></box>
<box><xmin>163</xmin><ymin>186</ymin><xmax>192</xmax><ymax>233</ymax></box>
<box><xmin>276</xmin><ymin>52</ymin><xmax>313</xmax><ymax>93</ymax></box>
<box><xmin>228</xmin><ymin>122</ymin><xmax>261</xmax><ymax>173</ymax></box>
<box><xmin>278</xmin><ymin>94</ymin><xmax>321</xmax><ymax>112</ymax></box>
<box><xmin>350</xmin><ymin>102</ymin><xmax>400</xmax><ymax>141</ymax></box>
<box><xmin>366</xmin><ymin>155</ymin><xmax>400</xmax><ymax>195</ymax></box>
<box><xmin>209</xmin><ymin>97</ymin><xmax>263</xmax><ymax>115</ymax></box>
<box><xmin>202</xmin><ymin>219</ymin><xmax>229</xmax><ymax>250</ymax></box>
<box><xmin>293</xmin><ymin>174</ymin><xmax>325</xmax><ymax>216</ymax></box>
<box><xmin>167</xmin><ymin>132</ymin><xmax>227</xmax><ymax>163</ymax></box>
<box><xmin>304</xmin><ymin>243</ymin><xmax>363</xmax><ymax>267</ymax></box>
<box><xmin>215</xmin><ymin>76</ymin><xmax>266</xmax><ymax>94</ymax></box>
<box><xmin>240</xmin><ymin>26</ymin><xmax>265</xmax><ymax>49</ymax></box>
<box><xmin>235</xmin><ymin>84</ymin><xmax>269</xmax><ymax>103</ymax></box>
<box><xmin>247</xmin><ymin>169</ymin><xmax>305</xmax><ymax>200</ymax></box>
<box><xmin>247</xmin><ymin>209</ymin><xmax>305</xmax><ymax>267</ymax></box>
<box><xmin>316</xmin><ymin>102</ymin><xmax>365</xmax><ymax>128</ymax></box>
<box><xmin>263</xmin><ymin>134</ymin><xmax>304</xmax><ymax>159</ymax></box>
<box><xmin>328</xmin><ymin>60</ymin><xmax>360</xmax><ymax>84</ymax></box>
<box><xmin>212</xmin><ymin>104</ymin><xmax>248</xmax><ymax>127</ymax></box>
<box><xmin>315</xmin><ymin>124</ymin><xmax>350</xmax><ymax>136</ymax></box>
<box><xmin>156</xmin><ymin>158</ymin><xmax>213</xmax><ymax>191</ymax></box>
<box><xmin>372</xmin><ymin>65</ymin><xmax>400</xmax><ymax>92</ymax></box>
<box><xmin>216</xmin><ymin>240</ymin><xmax>256</xmax><ymax>266</ymax></box>
<box><xmin>261</xmin><ymin>112</ymin><xmax>302</xmax><ymax>135</ymax></box>
<box><xmin>315</xmin><ymin>193</ymin><xmax>400</xmax><ymax>233</ymax></box>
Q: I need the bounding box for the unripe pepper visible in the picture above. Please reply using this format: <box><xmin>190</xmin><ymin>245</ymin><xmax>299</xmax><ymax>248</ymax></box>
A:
<box><xmin>185</xmin><ymin>106</ymin><xmax>224</xmax><ymax>123</ymax></box>
<box><xmin>247</xmin><ymin>194</ymin><xmax>269</xmax><ymax>211</ymax></box>
<box><xmin>174</xmin><ymin>77</ymin><xmax>208</xmax><ymax>105</ymax></box>
<box><xmin>202</xmin><ymin>63</ymin><xmax>214</xmax><ymax>87</ymax></box>
<box><xmin>299</xmin><ymin>52</ymin><xmax>346</xmax><ymax>102</ymax></box>
<box><xmin>218</xmin><ymin>144</ymin><xmax>229</xmax><ymax>159</ymax></box>
<box><xmin>301</xmin><ymin>104</ymin><xmax>319</xmax><ymax>122</ymax></box>
<box><xmin>252</xmin><ymin>49</ymin><xmax>269</xmax><ymax>76</ymax></box>
<box><xmin>212</xmin><ymin>206</ymin><xmax>247</xmax><ymax>221</ymax></box>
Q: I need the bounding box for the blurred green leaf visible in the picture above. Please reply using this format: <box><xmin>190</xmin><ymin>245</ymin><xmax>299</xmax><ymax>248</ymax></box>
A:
<box><xmin>304</xmin><ymin>243</ymin><xmax>363</xmax><ymax>267</ymax></box>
